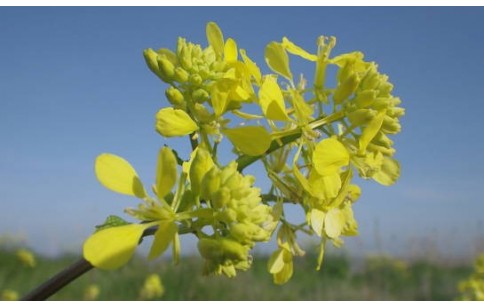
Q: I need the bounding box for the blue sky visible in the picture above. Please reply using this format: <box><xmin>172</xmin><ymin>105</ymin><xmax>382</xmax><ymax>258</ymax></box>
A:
<box><xmin>1</xmin><ymin>7</ymin><xmax>484</xmax><ymax>259</ymax></box>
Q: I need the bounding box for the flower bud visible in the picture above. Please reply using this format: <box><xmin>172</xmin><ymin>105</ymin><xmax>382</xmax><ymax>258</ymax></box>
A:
<box><xmin>201</xmin><ymin>168</ymin><xmax>221</xmax><ymax>201</ymax></box>
<box><xmin>189</xmin><ymin>148</ymin><xmax>214</xmax><ymax>197</ymax></box>
<box><xmin>212</xmin><ymin>187</ymin><xmax>231</xmax><ymax>209</ymax></box>
<box><xmin>143</xmin><ymin>48</ymin><xmax>161</xmax><ymax>79</ymax></box>
<box><xmin>360</xmin><ymin>66</ymin><xmax>380</xmax><ymax>90</ymax></box>
<box><xmin>388</xmin><ymin>107</ymin><xmax>405</xmax><ymax>118</ymax></box>
<box><xmin>372</xmin><ymin>131</ymin><xmax>393</xmax><ymax>148</ymax></box>
<box><xmin>189</xmin><ymin>74</ymin><xmax>203</xmax><ymax>86</ymax></box>
<box><xmin>192</xmin><ymin>88</ymin><xmax>209</xmax><ymax>103</ymax></box>
<box><xmin>333</xmin><ymin>73</ymin><xmax>360</xmax><ymax>104</ymax></box>
<box><xmin>353</xmin><ymin>90</ymin><xmax>377</xmax><ymax>109</ymax></box>
<box><xmin>174</xmin><ymin>67</ymin><xmax>189</xmax><ymax>83</ymax></box>
<box><xmin>165</xmin><ymin>87</ymin><xmax>185</xmax><ymax>108</ymax></box>
<box><xmin>198</xmin><ymin>238</ymin><xmax>248</xmax><ymax>262</ymax></box>
<box><xmin>381</xmin><ymin>115</ymin><xmax>401</xmax><ymax>134</ymax></box>
<box><xmin>231</xmin><ymin>222</ymin><xmax>270</xmax><ymax>245</ymax></box>
<box><xmin>179</xmin><ymin>44</ymin><xmax>193</xmax><ymax>70</ymax></box>
<box><xmin>348</xmin><ymin>109</ymin><xmax>376</xmax><ymax>126</ymax></box>
<box><xmin>157</xmin><ymin>56</ymin><xmax>175</xmax><ymax>82</ymax></box>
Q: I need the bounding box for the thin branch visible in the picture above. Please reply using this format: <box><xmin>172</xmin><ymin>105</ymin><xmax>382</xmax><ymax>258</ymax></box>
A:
<box><xmin>237</xmin><ymin>111</ymin><xmax>344</xmax><ymax>172</ymax></box>
<box><xmin>20</xmin><ymin>226</ymin><xmax>186</xmax><ymax>301</ymax></box>
<box><xmin>21</xmin><ymin>258</ymin><xmax>93</xmax><ymax>301</ymax></box>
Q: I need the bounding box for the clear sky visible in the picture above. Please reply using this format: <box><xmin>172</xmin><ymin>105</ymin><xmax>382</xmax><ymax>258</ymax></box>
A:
<box><xmin>1</xmin><ymin>7</ymin><xmax>483</xmax><ymax>260</ymax></box>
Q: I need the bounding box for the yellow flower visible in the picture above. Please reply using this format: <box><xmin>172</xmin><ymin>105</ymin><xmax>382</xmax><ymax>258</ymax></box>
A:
<box><xmin>84</xmin><ymin>147</ymin><xmax>180</xmax><ymax>270</ymax></box>
<box><xmin>83</xmin><ymin>284</ymin><xmax>100</xmax><ymax>301</ymax></box>
<box><xmin>139</xmin><ymin>274</ymin><xmax>164</xmax><ymax>300</ymax></box>
<box><xmin>1</xmin><ymin>289</ymin><xmax>18</xmax><ymax>301</ymax></box>
<box><xmin>16</xmin><ymin>248</ymin><xmax>36</xmax><ymax>268</ymax></box>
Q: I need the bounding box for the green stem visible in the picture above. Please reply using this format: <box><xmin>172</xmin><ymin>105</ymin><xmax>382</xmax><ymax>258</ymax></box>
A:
<box><xmin>236</xmin><ymin>111</ymin><xmax>345</xmax><ymax>172</ymax></box>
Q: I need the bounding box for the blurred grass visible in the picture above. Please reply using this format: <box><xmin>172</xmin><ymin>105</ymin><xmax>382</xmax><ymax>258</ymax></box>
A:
<box><xmin>0</xmin><ymin>248</ymin><xmax>475</xmax><ymax>300</ymax></box>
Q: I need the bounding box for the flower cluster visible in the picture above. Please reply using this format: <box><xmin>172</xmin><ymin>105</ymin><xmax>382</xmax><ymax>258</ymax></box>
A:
<box><xmin>458</xmin><ymin>254</ymin><xmax>484</xmax><ymax>301</ymax></box>
<box><xmin>82</xmin><ymin>22</ymin><xmax>404</xmax><ymax>285</ymax></box>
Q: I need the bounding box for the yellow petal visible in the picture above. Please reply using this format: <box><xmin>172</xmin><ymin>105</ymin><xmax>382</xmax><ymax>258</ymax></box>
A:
<box><xmin>310</xmin><ymin>209</ymin><xmax>325</xmax><ymax>237</ymax></box>
<box><xmin>372</xmin><ymin>156</ymin><xmax>400</xmax><ymax>186</ymax></box>
<box><xmin>148</xmin><ymin>221</ymin><xmax>177</xmax><ymax>260</ymax></box>
<box><xmin>282</xmin><ymin>37</ymin><xmax>317</xmax><ymax>61</ymax></box>
<box><xmin>155</xmin><ymin>107</ymin><xmax>198</xmax><ymax>137</ymax></box>
<box><xmin>267</xmin><ymin>248</ymin><xmax>285</xmax><ymax>274</ymax></box>
<box><xmin>189</xmin><ymin>147</ymin><xmax>214</xmax><ymax>196</ymax></box>
<box><xmin>258</xmin><ymin>76</ymin><xmax>290</xmax><ymax>121</ymax></box>
<box><xmin>224</xmin><ymin>38</ymin><xmax>238</xmax><ymax>63</ymax></box>
<box><xmin>308</xmin><ymin>171</ymin><xmax>342</xmax><ymax>200</ymax></box>
<box><xmin>240</xmin><ymin>49</ymin><xmax>262</xmax><ymax>85</ymax></box>
<box><xmin>359</xmin><ymin>109</ymin><xmax>386</xmax><ymax>154</ymax></box>
<box><xmin>223</xmin><ymin>126</ymin><xmax>272</xmax><ymax>156</ymax></box>
<box><xmin>324</xmin><ymin>208</ymin><xmax>345</xmax><ymax>239</ymax></box>
<box><xmin>95</xmin><ymin>154</ymin><xmax>146</xmax><ymax>198</ymax></box>
<box><xmin>83</xmin><ymin>224</ymin><xmax>148</xmax><ymax>270</ymax></box>
<box><xmin>273</xmin><ymin>250</ymin><xmax>293</xmax><ymax>285</ymax></box>
<box><xmin>312</xmin><ymin>138</ymin><xmax>350</xmax><ymax>176</ymax></box>
<box><xmin>210</xmin><ymin>80</ymin><xmax>231</xmax><ymax>116</ymax></box>
<box><xmin>156</xmin><ymin>147</ymin><xmax>177</xmax><ymax>199</ymax></box>
<box><xmin>265</xmin><ymin>41</ymin><xmax>292</xmax><ymax>80</ymax></box>
<box><xmin>206</xmin><ymin>22</ymin><xmax>224</xmax><ymax>58</ymax></box>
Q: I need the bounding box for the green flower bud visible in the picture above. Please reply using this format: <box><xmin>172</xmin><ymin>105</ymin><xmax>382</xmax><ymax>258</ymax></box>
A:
<box><xmin>212</xmin><ymin>187</ymin><xmax>231</xmax><ymax>209</ymax></box>
<box><xmin>201</xmin><ymin>167</ymin><xmax>221</xmax><ymax>201</ymax></box>
<box><xmin>197</xmin><ymin>238</ymin><xmax>248</xmax><ymax>263</ymax></box>
<box><xmin>360</xmin><ymin>66</ymin><xmax>380</xmax><ymax>90</ymax></box>
<box><xmin>334</xmin><ymin>73</ymin><xmax>360</xmax><ymax>104</ymax></box>
<box><xmin>176</xmin><ymin>37</ymin><xmax>186</xmax><ymax>58</ymax></box>
<box><xmin>143</xmin><ymin>48</ymin><xmax>161</xmax><ymax>79</ymax></box>
<box><xmin>157</xmin><ymin>56</ymin><xmax>175</xmax><ymax>82</ymax></box>
<box><xmin>214</xmin><ymin>208</ymin><xmax>237</xmax><ymax>224</ymax></box>
<box><xmin>367</xmin><ymin>143</ymin><xmax>396</xmax><ymax>156</ymax></box>
<box><xmin>179</xmin><ymin>44</ymin><xmax>193</xmax><ymax>70</ymax></box>
<box><xmin>372</xmin><ymin>132</ymin><xmax>394</xmax><ymax>148</ymax></box>
<box><xmin>165</xmin><ymin>87</ymin><xmax>185</xmax><ymax>108</ymax></box>
<box><xmin>353</xmin><ymin>90</ymin><xmax>377</xmax><ymax>109</ymax></box>
<box><xmin>189</xmin><ymin>147</ymin><xmax>214</xmax><ymax>197</ymax></box>
<box><xmin>348</xmin><ymin>109</ymin><xmax>376</xmax><ymax>126</ymax></box>
<box><xmin>381</xmin><ymin>115</ymin><xmax>401</xmax><ymax>134</ymax></box>
<box><xmin>231</xmin><ymin>222</ymin><xmax>271</xmax><ymax>245</ymax></box>
<box><xmin>174</xmin><ymin>67</ymin><xmax>189</xmax><ymax>83</ymax></box>
<box><xmin>189</xmin><ymin>74</ymin><xmax>203</xmax><ymax>86</ymax></box>
<box><xmin>388</xmin><ymin>106</ymin><xmax>405</xmax><ymax>118</ymax></box>
<box><xmin>378</xmin><ymin>79</ymin><xmax>393</xmax><ymax>97</ymax></box>
<box><xmin>192</xmin><ymin>88</ymin><xmax>209</xmax><ymax>103</ymax></box>
<box><xmin>193</xmin><ymin>104</ymin><xmax>213</xmax><ymax>123</ymax></box>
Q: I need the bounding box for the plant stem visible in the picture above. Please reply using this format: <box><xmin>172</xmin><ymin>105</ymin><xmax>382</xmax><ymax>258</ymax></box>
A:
<box><xmin>20</xmin><ymin>226</ymin><xmax>186</xmax><ymax>301</ymax></box>
<box><xmin>21</xmin><ymin>258</ymin><xmax>93</xmax><ymax>301</ymax></box>
<box><xmin>236</xmin><ymin>111</ymin><xmax>345</xmax><ymax>172</ymax></box>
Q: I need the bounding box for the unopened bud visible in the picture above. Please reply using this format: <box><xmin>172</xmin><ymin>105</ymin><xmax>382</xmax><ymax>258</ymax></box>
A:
<box><xmin>348</xmin><ymin>109</ymin><xmax>376</xmax><ymax>126</ymax></box>
<box><xmin>189</xmin><ymin>74</ymin><xmax>203</xmax><ymax>86</ymax></box>
<box><xmin>157</xmin><ymin>56</ymin><xmax>175</xmax><ymax>82</ymax></box>
<box><xmin>201</xmin><ymin>167</ymin><xmax>221</xmax><ymax>200</ymax></box>
<box><xmin>165</xmin><ymin>87</ymin><xmax>185</xmax><ymax>108</ymax></box>
<box><xmin>212</xmin><ymin>187</ymin><xmax>231</xmax><ymax>209</ymax></box>
<box><xmin>143</xmin><ymin>49</ymin><xmax>162</xmax><ymax>79</ymax></box>
<box><xmin>174</xmin><ymin>67</ymin><xmax>189</xmax><ymax>83</ymax></box>
<box><xmin>192</xmin><ymin>88</ymin><xmax>209</xmax><ymax>103</ymax></box>
<box><xmin>334</xmin><ymin>73</ymin><xmax>360</xmax><ymax>104</ymax></box>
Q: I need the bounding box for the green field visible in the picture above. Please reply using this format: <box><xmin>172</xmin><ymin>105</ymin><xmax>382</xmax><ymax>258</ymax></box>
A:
<box><xmin>0</xmin><ymin>247</ymin><xmax>474</xmax><ymax>301</ymax></box>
